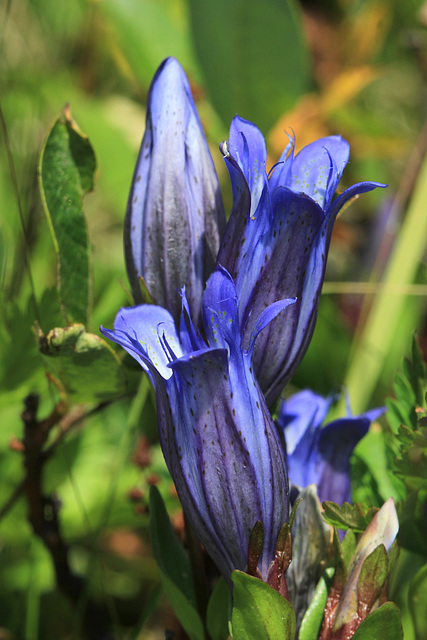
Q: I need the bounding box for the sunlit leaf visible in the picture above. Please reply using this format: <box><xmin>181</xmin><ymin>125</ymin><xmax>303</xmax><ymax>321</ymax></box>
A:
<box><xmin>38</xmin><ymin>106</ymin><xmax>95</xmax><ymax>326</ymax></box>
<box><xmin>231</xmin><ymin>571</ymin><xmax>295</xmax><ymax>639</ymax></box>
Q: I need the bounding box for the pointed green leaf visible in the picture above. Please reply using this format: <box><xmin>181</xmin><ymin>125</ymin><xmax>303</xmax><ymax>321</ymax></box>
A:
<box><xmin>149</xmin><ymin>486</ymin><xmax>205</xmax><ymax>640</ymax></box>
<box><xmin>231</xmin><ymin>571</ymin><xmax>295</xmax><ymax>640</ymax></box>
<box><xmin>351</xmin><ymin>602</ymin><xmax>403</xmax><ymax>640</ymax></box>
<box><xmin>298</xmin><ymin>569</ymin><xmax>334</xmax><ymax>640</ymax></box>
<box><xmin>188</xmin><ymin>0</ymin><xmax>309</xmax><ymax>132</ymax></box>
<box><xmin>39</xmin><ymin>106</ymin><xmax>95</xmax><ymax>325</ymax></box>
<box><xmin>39</xmin><ymin>324</ymin><xmax>126</xmax><ymax>402</ymax></box>
<box><xmin>207</xmin><ymin>577</ymin><xmax>231</xmax><ymax>640</ymax></box>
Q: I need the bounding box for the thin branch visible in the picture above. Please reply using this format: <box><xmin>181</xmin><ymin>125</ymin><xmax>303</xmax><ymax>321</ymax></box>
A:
<box><xmin>21</xmin><ymin>394</ymin><xmax>115</xmax><ymax>640</ymax></box>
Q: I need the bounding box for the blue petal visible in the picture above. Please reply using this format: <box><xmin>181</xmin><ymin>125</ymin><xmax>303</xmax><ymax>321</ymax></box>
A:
<box><xmin>289</xmin><ymin>136</ymin><xmax>350</xmax><ymax>209</ymax></box>
<box><xmin>101</xmin><ymin>304</ymin><xmax>182</xmax><ymax>380</ymax></box>
<box><xmin>314</xmin><ymin>417</ymin><xmax>371</xmax><ymax>504</ymax></box>
<box><xmin>328</xmin><ymin>181</ymin><xmax>387</xmax><ymax>226</ymax></box>
<box><xmin>124</xmin><ymin>57</ymin><xmax>225</xmax><ymax>323</ymax></box>
<box><xmin>246</xmin><ymin>297</ymin><xmax>297</xmax><ymax>356</ymax></box>
<box><xmin>228</xmin><ymin>116</ymin><xmax>268</xmax><ymax>218</ymax></box>
<box><xmin>217</xmin><ymin>143</ymin><xmax>252</xmax><ymax>275</ymax></box>
<box><xmin>267</xmin><ymin>133</ymin><xmax>295</xmax><ymax>192</ymax></box>
<box><xmin>201</xmin><ymin>266</ymin><xmax>241</xmax><ymax>351</ymax></box>
<box><xmin>278</xmin><ymin>390</ymin><xmax>333</xmax><ymax>456</ymax></box>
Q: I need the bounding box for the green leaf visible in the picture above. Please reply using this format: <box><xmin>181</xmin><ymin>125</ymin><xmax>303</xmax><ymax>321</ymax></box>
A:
<box><xmin>231</xmin><ymin>571</ymin><xmax>295</xmax><ymax>640</ymax></box>
<box><xmin>38</xmin><ymin>106</ymin><xmax>96</xmax><ymax>325</ymax></box>
<box><xmin>207</xmin><ymin>577</ymin><xmax>231</xmax><ymax>640</ymax></box>
<box><xmin>100</xmin><ymin>0</ymin><xmax>198</xmax><ymax>88</ymax></box>
<box><xmin>351</xmin><ymin>602</ymin><xmax>403</xmax><ymax>640</ymax></box>
<box><xmin>322</xmin><ymin>501</ymin><xmax>379</xmax><ymax>533</ymax></box>
<box><xmin>149</xmin><ymin>486</ymin><xmax>205</xmax><ymax>640</ymax></box>
<box><xmin>187</xmin><ymin>0</ymin><xmax>309</xmax><ymax>132</ymax></box>
<box><xmin>408</xmin><ymin>563</ymin><xmax>427</xmax><ymax>640</ymax></box>
<box><xmin>39</xmin><ymin>324</ymin><xmax>126</xmax><ymax>402</ymax></box>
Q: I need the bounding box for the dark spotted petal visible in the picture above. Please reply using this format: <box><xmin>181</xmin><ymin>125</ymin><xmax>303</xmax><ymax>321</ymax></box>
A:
<box><xmin>124</xmin><ymin>57</ymin><xmax>225</xmax><ymax>323</ymax></box>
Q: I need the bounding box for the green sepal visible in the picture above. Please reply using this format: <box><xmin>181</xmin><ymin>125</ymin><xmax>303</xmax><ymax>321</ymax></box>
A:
<box><xmin>357</xmin><ymin>544</ymin><xmax>388</xmax><ymax>613</ymax></box>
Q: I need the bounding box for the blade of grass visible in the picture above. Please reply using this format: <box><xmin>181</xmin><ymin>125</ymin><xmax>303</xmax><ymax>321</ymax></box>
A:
<box><xmin>340</xmin><ymin>147</ymin><xmax>427</xmax><ymax>415</ymax></box>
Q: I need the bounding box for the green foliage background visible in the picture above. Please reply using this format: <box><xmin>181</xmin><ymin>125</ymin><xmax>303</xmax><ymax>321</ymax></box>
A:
<box><xmin>1</xmin><ymin>0</ymin><xmax>427</xmax><ymax>637</ymax></box>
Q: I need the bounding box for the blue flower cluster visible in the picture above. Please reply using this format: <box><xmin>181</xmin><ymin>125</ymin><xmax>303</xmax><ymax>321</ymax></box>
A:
<box><xmin>101</xmin><ymin>58</ymin><xmax>385</xmax><ymax>585</ymax></box>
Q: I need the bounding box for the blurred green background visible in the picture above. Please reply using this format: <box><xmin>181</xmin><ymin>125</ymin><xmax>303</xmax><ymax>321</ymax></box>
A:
<box><xmin>1</xmin><ymin>0</ymin><xmax>427</xmax><ymax>637</ymax></box>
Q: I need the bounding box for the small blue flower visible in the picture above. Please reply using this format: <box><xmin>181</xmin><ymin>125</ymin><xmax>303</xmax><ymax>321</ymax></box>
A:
<box><xmin>217</xmin><ymin>117</ymin><xmax>386</xmax><ymax>406</ymax></box>
<box><xmin>276</xmin><ymin>389</ymin><xmax>385</xmax><ymax>505</ymax></box>
<box><xmin>124</xmin><ymin>57</ymin><xmax>225</xmax><ymax>324</ymax></box>
<box><xmin>101</xmin><ymin>267</ymin><xmax>294</xmax><ymax>583</ymax></box>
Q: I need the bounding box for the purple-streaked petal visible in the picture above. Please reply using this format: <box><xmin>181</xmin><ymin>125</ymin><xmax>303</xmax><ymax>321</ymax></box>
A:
<box><xmin>243</xmin><ymin>187</ymin><xmax>324</xmax><ymax>404</ymax></box>
<box><xmin>124</xmin><ymin>57</ymin><xmax>225</xmax><ymax>323</ymax></box>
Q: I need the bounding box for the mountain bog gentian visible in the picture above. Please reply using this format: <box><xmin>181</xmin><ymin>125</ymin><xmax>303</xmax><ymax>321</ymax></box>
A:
<box><xmin>103</xmin><ymin>57</ymin><xmax>386</xmax><ymax>586</ymax></box>
<box><xmin>101</xmin><ymin>267</ymin><xmax>292</xmax><ymax>584</ymax></box>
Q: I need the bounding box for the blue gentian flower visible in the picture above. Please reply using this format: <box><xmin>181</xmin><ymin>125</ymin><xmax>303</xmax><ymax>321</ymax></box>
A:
<box><xmin>124</xmin><ymin>57</ymin><xmax>225</xmax><ymax>324</ymax></box>
<box><xmin>276</xmin><ymin>389</ymin><xmax>385</xmax><ymax>505</ymax></box>
<box><xmin>217</xmin><ymin>117</ymin><xmax>386</xmax><ymax>406</ymax></box>
<box><xmin>101</xmin><ymin>266</ymin><xmax>294</xmax><ymax>583</ymax></box>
